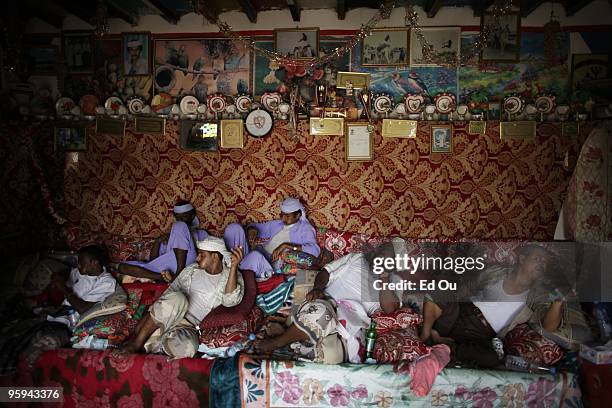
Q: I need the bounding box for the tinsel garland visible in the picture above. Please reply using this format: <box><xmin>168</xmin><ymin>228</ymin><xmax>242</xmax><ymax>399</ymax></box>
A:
<box><xmin>191</xmin><ymin>0</ymin><xmax>514</xmax><ymax>69</ymax></box>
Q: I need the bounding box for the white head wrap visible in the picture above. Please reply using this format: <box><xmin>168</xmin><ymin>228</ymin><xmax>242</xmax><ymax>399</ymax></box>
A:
<box><xmin>173</xmin><ymin>202</ymin><xmax>200</xmax><ymax>228</ymax></box>
<box><xmin>196</xmin><ymin>237</ymin><xmax>232</xmax><ymax>267</ymax></box>
<box><xmin>279</xmin><ymin>197</ymin><xmax>308</xmax><ymax>223</ymax></box>
<box><xmin>127</xmin><ymin>39</ymin><xmax>142</xmax><ymax>48</ymax></box>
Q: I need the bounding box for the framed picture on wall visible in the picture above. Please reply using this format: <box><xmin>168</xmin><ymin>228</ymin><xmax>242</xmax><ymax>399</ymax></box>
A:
<box><xmin>122</xmin><ymin>32</ymin><xmax>151</xmax><ymax>76</ymax></box>
<box><xmin>430</xmin><ymin>124</ymin><xmax>453</xmax><ymax>153</ymax></box>
<box><xmin>27</xmin><ymin>45</ymin><xmax>58</xmax><ymax>75</ymax></box>
<box><xmin>410</xmin><ymin>27</ymin><xmax>460</xmax><ymax>67</ymax></box>
<box><xmin>361</xmin><ymin>28</ymin><xmax>409</xmax><ymax>66</ymax></box>
<box><xmin>62</xmin><ymin>31</ymin><xmax>94</xmax><ymax>73</ymax></box>
<box><xmin>220</xmin><ymin>119</ymin><xmax>244</xmax><ymax>148</ymax></box>
<box><xmin>479</xmin><ymin>12</ymin><xmax>521</xmax><ymax>62</ymax></box>
<box><xmin>274</xmin><ymin>28</ymin><xmax>319</xmax><ymax>59</ymax></box>
<box><xmin>180</xmin><ymin>120</ymin><xmax>219</xmax><ymax>152</ymax></box>
<box><xmin>570</xmin><ymin>54</ymin><xmax>609</xmax><ymax>93</ymax></box>
<box><xmin>55</xmin><ymin>127</ymin><xmax>87</xmax><ymax>151</ymax></box>
<box><xmin>346</xmin><ymin>122</ymin><xmax>373</xmax><ymax>161</ymax></box>
<box><xmin>94</xmin><ymin>38</ymin><xmax>122</xmax><ymax>78</ymax></box>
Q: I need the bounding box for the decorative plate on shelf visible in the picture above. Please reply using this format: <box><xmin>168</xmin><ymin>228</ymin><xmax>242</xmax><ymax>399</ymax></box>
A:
<box><xmin>434</xmin><ymin>92</ymin><xmax>456</xmax><ymax>114</ymax></box>
<box><xmin>207</xmin><ymin>93</ymin><xmax>227</xmax><ymax>114</ymax></box>
<box><xmin>79</xmin><ymin>95</ymin><xmax>98</xmax><ymax>116</ymax></box>
<box><xmin>56</xmin><ymin>97</ymin><xmax>75</xmax><ymax>115</ymax></box>
<box><xmin>180</xmin><ymin>95</ymin><xmax>199</xmax><ymax>115</ymax></box>
<box><xmin>373</xmin><ymin>93</ymin><xmax>393</xmax><ymax>114</ymax></box>
<box><xmin>151</xmin><ymin>93</ymin><xmax>173</xmax><ymax>114</ymax></box>
<box><xmin>127</xmin><ymin>98</ymin><xmax>145</xmax><ymax>114</ymax></box>
<box><xmin>245</xmin><ymin>108</ymin><xmax>274</xmax><ymax>138</ymax></box>
<box><xmin>104</xmin><ymin>96</ymin><xmax>124</xmax><ymax>112</ymax></box>
<box><xmin>535</xmin><ymin>94</ymin><xmax>556</xmax><ymax>113</ymax></box>
<box><xmin>235</xmin><ymin>94</ymin><xmax>253</xmax><ymax>113</ymax></box>
<box><xmin>503</xmin><ymin>94</ymin><xmax>525</xmax><ymax>115</ymax></box>
<box><xmin>404</xmin><ymin>93</ymin><xmax>425</xmax><ymax>114</ymax></box>
<box><xmin>260</xmin><ymin>92</ymin><xmax>283</xmax><ymax>112</ymax></box>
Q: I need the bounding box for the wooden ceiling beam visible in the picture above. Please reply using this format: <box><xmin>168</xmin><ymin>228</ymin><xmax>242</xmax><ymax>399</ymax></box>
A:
<box><xmin>424</xmin><ymin>0</ymin><xmax>444</xmax><ymax>18</ymax></box>
<box><xmin>520</xmin><ymin>0</ymin><xmax>546</xmax><ymax>17</ymax></box>
<box><xmin>337</xmin><ymin>0</ymin><xmax>346</xmax><ymax>20</ymax></box>
<box><xmin>142</xmin><ymin>0</ymin><xmax>180</xmax><ymax>24</ymax></box>
<box><xmin>193</xmin><ymin>0</ymin><xmax>221</xmax><ymax>23</ymax></box>
<box><xmin>106</xmin><ymin>0</ymin><xmax>139</xmax><ymax>26</ymax></box>
<box><xmin>286</xmin><ymin>0</ymin><xmax>301</xmax><ymax>22</ymax></box>
<box><xmin>565</xmin><ymin>0</ymin><xmax>593</xmax><ymax>16</ymax></box>
<box><xmin>53</xmin><ymin>0</ymin><xmax>95</xmax><ymax>25</ymax></box>
<box><xmin>238</xmin><ymin>0</ymin><xmax>258</xmax><ymax>23</ymax></box>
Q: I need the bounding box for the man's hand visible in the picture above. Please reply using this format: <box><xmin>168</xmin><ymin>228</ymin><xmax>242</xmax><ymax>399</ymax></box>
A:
<box><xmin>246</xmin><ymin>228</ymin><xmax>257</xmax><ymax>248</ymax></box>
<box><xmin>305</xmin><ymin>288</ymin><xmax>325</xmax><ymax>302</ymax></box>
<box><xmin>160</xmin><ymin>270</ymin><xmax>174</xmax><ymax>283</ymax></box>
<box><xmin>230</xmin><ymin>246</ymin><xmax>245</xmax><ymax>271</ymax></box>
<box><xmin>271</xmin><ymin>243</ymin><xmax>292</xmax><ymax>262</ymax></box>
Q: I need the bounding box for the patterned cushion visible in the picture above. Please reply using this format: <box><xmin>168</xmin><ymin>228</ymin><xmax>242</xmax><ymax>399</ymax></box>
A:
<box><xmin>371</xmin><ymin>307</ymin><xmax>423</xmax><ymax>334</ymax></box>
<box><xmin>22</xmin><ymin>258</ymin><xmax>69</xmax><ymax>297</ymax></box>
<box><xmin>373</xmin><ymin>330</ymin><xmax>431</xmax><ymax>363</ymax></box>
<box><xmin>199</xmin><ymin>307</ymin><xmax>264</xmax><ymax>348</ymax></box>
<box><xmin>199</xmin><ymin>270</ymin><xmax>257</xmax><ymax>329</ymax></box>
<box><xmin>504</xmin><ymin>323</ymin><xmax>564</xmax><ymax>366</ymax></box>
<box><xmin>76</xmin><ymin>285</ymin><xmax>128</xmax><ymax>327</ymax></box>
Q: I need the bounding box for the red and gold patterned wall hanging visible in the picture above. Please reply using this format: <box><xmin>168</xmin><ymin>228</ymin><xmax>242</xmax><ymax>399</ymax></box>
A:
<box><xmin>63</xmin><ymin>120</ymin><xmax>586</xmax><ymax>240</ymax></box>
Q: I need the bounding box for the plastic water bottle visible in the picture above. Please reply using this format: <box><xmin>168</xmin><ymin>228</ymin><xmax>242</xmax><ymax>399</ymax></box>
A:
<box><xmin>504</xmin><ymin>355</ymin><xmax>556</xmax><ymax>375</ymax></box>
<box><xmin>67</xmin><ymin>309</ymin><xmax>79</xmax><ymax>328</ymax></box>
<box><xmin>593</xmin><ymin>302</ymin><xmax>612</xmax><ymax>340</ymax></box>
<box><xmin>225</xmin><ymin>333</ymin><xmax>256</xmax><ymax>357</ymax></box>
<box><xmin>365</xmin><ymin>321</ymin><xmax>377</xmax><ymax>360</ymax></box>
<box><xmin>90</xmin><ymin>337</ymin><xmax>109</xmax><ymax>350</ymax></box>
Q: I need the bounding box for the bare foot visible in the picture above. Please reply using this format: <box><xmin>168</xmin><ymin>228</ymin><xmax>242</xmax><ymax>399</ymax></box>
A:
<box><xmin>253</xmin><ymin>338</ymin><xmax>279</xmax><ymax>354</ymax></box>
<box><xmin>431</xmin><ymin>330</ymin><xmax>454</xmax><ymax>346</ymax></box>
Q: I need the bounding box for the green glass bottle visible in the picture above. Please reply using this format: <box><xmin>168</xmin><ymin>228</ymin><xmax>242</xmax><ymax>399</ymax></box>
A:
<box><xmin>365</xmin><ymin>321</ymin><xmax>377</xmax><ymax>360</ymax></box>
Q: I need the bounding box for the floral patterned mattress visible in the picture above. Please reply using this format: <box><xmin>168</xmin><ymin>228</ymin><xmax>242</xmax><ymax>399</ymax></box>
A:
<box><xmin>239</xmin><ymin>355</ymin><xmax>582</xmax><ymax>408</ymax></box>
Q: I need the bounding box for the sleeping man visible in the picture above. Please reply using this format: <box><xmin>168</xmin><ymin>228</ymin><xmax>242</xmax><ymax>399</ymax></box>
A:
<box><xmin>118</xmin><ymin>200</ymin><xmax>208</xmax><ymax>283</ymax></box>
<box><xmin>117</xmin><ymin>237</ymin><xmax>244</xmax><ymax>359</ymax></box>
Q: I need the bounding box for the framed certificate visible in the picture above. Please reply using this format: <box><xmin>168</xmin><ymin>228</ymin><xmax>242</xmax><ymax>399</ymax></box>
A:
<box><xmin>382</xmin><ymin>119</ymin><xmax>417</xmax><ymax>138</ymax></box>
<box><xmin>346</xmin><ymin>122</ymin><xmax>373</xmax><ymax>161</ymax></box>
<box><xmin>309</xmin><ymin>117</ymin><xmax>345</xmax><ymax>136</ymax></box>
<box><xmin>220</xmin><ymin>119</ymin><xmax>244</xmax><ymax>148</ymax></box>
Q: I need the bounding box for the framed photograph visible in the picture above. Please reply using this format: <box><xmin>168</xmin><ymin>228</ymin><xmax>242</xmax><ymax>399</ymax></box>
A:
<box><xmin>361</xmin><ymin>28</ymin><xmax>409</xmax><ymax>66</ymax></box>
<box><xmin>274</xmin><ymin>28</ymin><xmax>319</xmax><ymax>59</ymax></box>
<box><xmin>55</xmin><ymin>127</ymin><xmax>87</xmax><ymax>151</ymax></box>
<box><xmin>488</xmin><ymin>102</ymin><xmax>502</xmax><ymax>120</ymax></box>
<box><xmin>220</xmin><ymin>119</ymin><xmax>244</xmax><ymax>148</ymax></box>
<box><xmin>180</xmin><ymin>120</ymin><xmax>219</xmax><ymax>152</ymax></box>
<box><xmin>154</xmin><ymin>38</ymin><xmax>251</xmax><ymax>99</ymax></box>
<box><xmin>570</xmin><ymin>54</ymin><xmax>609</xmax><ymax>93</ymax></box>
<box><xmin>27</xmin><ymin>45</ymin><xmax>58</xmax><ymax>75</ymax></box>
<box><xmin>309</xmin><ymin>117</ymin><xmax>344</xmax><ymax>136</ymax></box>
<box><xmin>336</xmin><ymin>72</ymin><xmax>370</xmax><ymax>90</ymax></box>
<box><xmin>94</xmin><ymin>38</ymin><xmax>122</xmax><ymax>78</ymax></box>
<box><xmin>62</xmin><ymin>31</ymin><xmax>94</xmax><ymax>73</ymax></box>
<box><xmin>410</xmin><ymin>27</ymin><xmax>460</xmax><ymax>67</ymax></box>
<box><xmin>430</xmin><ymin>124</ymin><xmax>453</xmax><ymax>153</ymax></box>
<box><xmin>123</xmin><ymin>32</ymin><xmax>151</xmax><ymax>76</ymax></box>
<box><xmin>480</xmin><ymin>12</ymin><xmax>521</xmax><ymax>62</ymax></box>
<box><xmin>346</xmin><ymin>122</ymin><xmax>373</xmax><ymax>161</ymax></box>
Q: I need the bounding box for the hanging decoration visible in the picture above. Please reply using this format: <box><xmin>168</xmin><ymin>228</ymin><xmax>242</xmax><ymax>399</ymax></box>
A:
<box><xmin>94</xmin><ymin>0</ymin><xmax>111</xmax><ymax>38</ymax></box>
<box><xmin>192</xmin><ymin>0</ymin><xmax>395</xmax><ymax>70</ymax></box>
<box><xmin>543</xmin><ymin>4</ymin><xmax>561</xmax><ymax>65</ymax></box>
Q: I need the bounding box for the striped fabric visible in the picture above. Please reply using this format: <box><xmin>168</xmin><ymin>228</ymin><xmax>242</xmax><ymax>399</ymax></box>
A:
<box><xmin>255</xmin><ymin>278</ymin><xmax>295</xmax><ymax>315</ymax></box>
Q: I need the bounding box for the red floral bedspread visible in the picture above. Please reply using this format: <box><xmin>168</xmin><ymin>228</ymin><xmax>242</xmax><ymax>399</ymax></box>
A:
<box><xmin>1</xmin><ymin>349</ymin><xmax>213</xmax><ymax>407</ymax></box>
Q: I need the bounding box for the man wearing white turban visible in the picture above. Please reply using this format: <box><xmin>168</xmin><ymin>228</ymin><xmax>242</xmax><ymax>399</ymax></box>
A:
<box><xmin>223</xmin><ymin>197</ymin><xmax>320</xmax><ymax>280</ymax></box>
<box><xmin>118</xmin><ymin>200</ymin><xmax>208</xmax><ymax>282</ymax></box>
<box><xmin>125</xmin><ymin>38</ymin><xmax>148</xmax><ymax>75</ymax></box>
<box><xmin>117</xmin><ymin>237</ymin><xmax>244</xmax><ymax>358</ymax></box>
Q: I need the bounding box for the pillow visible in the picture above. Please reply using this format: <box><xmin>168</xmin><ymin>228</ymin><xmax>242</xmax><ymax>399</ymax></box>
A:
<box><xmin>22</xmin><ymin>258</ymin><xmax>69</xmax><ymax>297</ymax></box>
<box><xmin>72</xmin><ymin>289</ymin><xmax>144</xmax><ymax>344</ymax></box>
<box><xmin>123</xmin><ymin>282</ymin><xmax>168</xmax><ymax>306</ymax></box>
<box><xmin>371</xmin><ymin>307</ymin><xmax>423</xmax><ymax>334</ymax></box>
<box><xmin>75</xmin><ymin>284</ymin><xmax>128</xmax><ymax>327</ymax></box>
<box><xmin>199</xmin><ymin>306</ymin><xmax>264</xmax><ymax>348</ymax></box>
<box><xmin>275</xmin><ymin>248</ymin><xmax>335</xmax><ymax>275</ymax></box>
<box><xmin>199</xmin><ymin>270</ymin><xmax>257</xmax><ymax>329</ymax></box>
<box><xmin>504</xmin><ymin>323</ymin><xmax>564</xmax><ymax>366</ymax></box>
<box><xmin>373</xmin><ymin>330</ymin><xmax>431</xmax><ymax>363</ymax></box>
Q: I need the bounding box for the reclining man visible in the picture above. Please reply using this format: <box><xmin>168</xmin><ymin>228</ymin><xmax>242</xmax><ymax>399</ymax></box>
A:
<box><xmin>118</xmin><ymin>200</ymin><xmax>208</xmax><ymax>283</ymax></box>
<box><xmin>253</xmin><ymin>239</ymin><xmax>410</xmax><ymax>364</ymax></box>
<box><xmin>420</xmin><ymin>244</ymin><xmax>590</xmax><ymax>368</ymax></box>
<box><xmin>224</xmin><ymin>197</ymin><xmax>320</xmax><ymax>280</ymax></box>
<box><xmin>117</xmin><ymin>237</ymin><xmax>244</xmax><ymax>359</ymax></box>
<box><xmin>52</xmin><ymin>245</ymin><xmax>118</xmax><ymax>318</ymax></box>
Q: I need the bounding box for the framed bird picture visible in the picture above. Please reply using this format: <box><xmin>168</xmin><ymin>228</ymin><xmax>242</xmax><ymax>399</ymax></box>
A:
<box><xmin>361</xmin><ymin>28</ymin><xmax>409</xmax><ymax>67</ymax></box>
<box><xmin>410</xmin><ymin>27</ymin><xmax>460</xmax><ymax>67</ymax></box>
